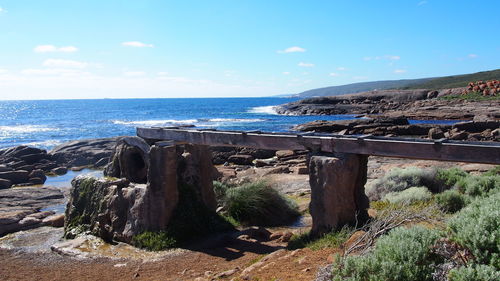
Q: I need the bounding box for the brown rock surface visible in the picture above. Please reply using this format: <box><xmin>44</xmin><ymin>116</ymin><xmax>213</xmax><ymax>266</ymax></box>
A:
<box><xmin>309</xmin><ymin>153</ymin><xmax>369</xmax><ymax>237</ymax></box>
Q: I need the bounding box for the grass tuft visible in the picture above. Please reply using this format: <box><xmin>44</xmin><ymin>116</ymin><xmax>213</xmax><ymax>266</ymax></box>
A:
<box><xmin>222</xmin><ymin>181</ymin><xmax>300</xmax><ymax>226</ymax></box>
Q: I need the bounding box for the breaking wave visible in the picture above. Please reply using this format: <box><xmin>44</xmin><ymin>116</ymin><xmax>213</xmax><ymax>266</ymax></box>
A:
<box><xmin>246</xmin><ymin>105</ymin><xmax>279</xmax><ymax>115</ymax></box>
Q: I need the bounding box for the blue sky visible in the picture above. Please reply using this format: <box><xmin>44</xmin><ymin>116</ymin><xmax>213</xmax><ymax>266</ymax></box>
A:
<box><xmin>0</xmin><ymin>0</ymin><xmax>499</xmax><ymax>99</ymax></box>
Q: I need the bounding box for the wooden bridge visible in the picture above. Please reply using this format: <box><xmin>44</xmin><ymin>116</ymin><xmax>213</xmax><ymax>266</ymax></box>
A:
<box><xmin>137</xmin><ymin>127</ymin><xmax>500</xmax><ymax>236</ymax></box>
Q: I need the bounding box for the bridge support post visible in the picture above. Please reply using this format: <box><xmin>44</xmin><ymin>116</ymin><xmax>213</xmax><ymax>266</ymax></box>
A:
<box><xmin>309</xmin><ymin>153</ymin><xmax>369</xmax><ymax>237</ymax></box>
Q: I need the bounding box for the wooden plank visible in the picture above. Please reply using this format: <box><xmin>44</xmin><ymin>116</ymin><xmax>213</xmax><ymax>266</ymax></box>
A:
<box><xmin>137</xmin><ymin>127</ymin><xmax>500</xmax><ymax>164</ymax></box>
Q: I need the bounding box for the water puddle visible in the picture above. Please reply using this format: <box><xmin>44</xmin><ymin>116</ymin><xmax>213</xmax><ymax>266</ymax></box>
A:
<box><xmin>40</xmin><ymin>169</ymin><xmax>104</xmax><ymax>214</ymax></box>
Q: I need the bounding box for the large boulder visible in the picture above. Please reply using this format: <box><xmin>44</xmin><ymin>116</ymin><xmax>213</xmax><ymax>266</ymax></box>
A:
<box><xmin>65</xmin><ymin>143</ymin><xmax>229</xmax><ymax>244</ymax></box>
<box><xmin>0</xmin><ymin>170</ymin><xmax>30</xmax><ymax>184</ymax></box>
<box><xmin>49</xmin><ymin>137</ymin><xmax>118</xmax><ymax>168</ymax></box>
<box><xmin>309</xmin><ymin>153</ymin><xmax>369</xmax><ymax>237</ymax></box>
<box><xmin>104</xmin><ymin>137</ymin><xmax>150</xmax><ymax>183</ymax></box>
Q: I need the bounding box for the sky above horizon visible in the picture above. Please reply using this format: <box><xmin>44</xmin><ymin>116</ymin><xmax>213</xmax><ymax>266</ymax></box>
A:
<box><xmin>0</xmin><ymin>0</ymin><xmax>499</xmax><ymax>100</ymax></box>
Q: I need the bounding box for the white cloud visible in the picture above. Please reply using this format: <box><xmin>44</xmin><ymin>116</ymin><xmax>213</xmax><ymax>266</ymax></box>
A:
<box><xmin>298</xmin><ymin>62</ymin><xmax>314</xmax><ymax>67</ymax></box>
<box><xmin>58</xmin><ymin>46</ymin><xmax>78</xmax><ymax>53</ymax></box>
<box><xmin>124</xmin><ymin>71</ymin><xmax>146</xmax><ymax>77</ymax></box>
<box><xmin>157</xmin><ymin>72</ymin><xmax>169</xmax><ymax>76</ymax></box>
<box><xmin>277</xmin><ymin>46</ymin><xmax>306</xmax><ymax>53</ymax></box>
<box><xmin>394</xmin><ymin>69</ymin><xmax>407</xmax><ymax>74</ymax></box>
<box><xmin>43</xmin><ymin>59</ymin><xmax>88</xmax><ymax>68</ymax></box>
<box><xmin>21</xmin><ymin>68</ymin><xmax>89</xmax><ymax>76</ymax></box>
<box><xmin>337</xmin><ymin>67</ymin><xmax>347</xmax><ymax>71</ymax></box>
<box><xmin>282</xmin><ymin>72</ymin><xmax>290</xmax><ymax>75</ymax></box>
<box><xmin>329</xmin><ymin>72</ymin><xmax>339</xmax><ymax>77</ymax></box>
<box><xmin>418</xmin><ymin>1</ymin><xmax>428</xmax><ymax>6</ymax></box>
<box><xmin>386</xmin><ymin>55</ymin><xmax>401</xmax><ymax>60</ymax></box>
<box><xmin>468</xmin><ymin>54</ymin><xmax>478</xmax><ymax>58</ymax></box>
<box><xmin>0</xmin><ymin>69</ymin><xmax>7</xmax><ymax>74</ymax></box>
<box><xmin>0</xmin><ymin>7</ymin><xmax>4</xmax><ymax>13</ymax></box>
<box><xmin>34</xmin><ymin>45</ymin><xmax>78</xmax><ymax>53</ymax></box>
<box><xmin>122</xmin><ymin>41</ymin><xmax>154</xmax><ymax>48</ymax></box>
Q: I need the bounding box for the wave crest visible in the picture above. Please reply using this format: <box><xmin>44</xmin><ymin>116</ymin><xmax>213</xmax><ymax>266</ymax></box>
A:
<box><xmin>246</xmin><ymin>106</ymin><xmax>278</xmax><ymax>115</ymax></box>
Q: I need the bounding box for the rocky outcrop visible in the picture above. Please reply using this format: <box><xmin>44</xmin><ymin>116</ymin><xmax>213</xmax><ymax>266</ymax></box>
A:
<box><xmin>49</xmin><ymin>137</ymin><xmax>118</xmax><ymax>168</ymax></box>
<box><xmin>211</xmin><ymin>146</ymin><xmax>276</xmax><ymax>165</ymax></box>
<box><xmin>276</xmin><ymin>88</ymin><xmax>500</xmax><ymax>121</ymax></box>
<box><xmin>309</xmin><ymin>153</ymin><xmax>369</xmax><ymax>237</ymax></box>
<box><xmin>65</xmin><ymin>142</ymin><xmax>230</xmax><ymax>244</ymax></box>
<box><xmin>0</xmin><ymin>186</ymin><xmax>65</xmax><ymax>236</ymax></box>
<box><xmin>104</xmin><ymin>137</ymin><xmax>150</xmax><ymax>183</ymax></box>
<box><xmin>294</xmin><ymin>117</ymin><xmax>500</xmax><ymax>142</ymax></box>
<box><xmin>0</xmin><ymin>146</ymin><xmax>60</xmax><ymax>187</ymax></box>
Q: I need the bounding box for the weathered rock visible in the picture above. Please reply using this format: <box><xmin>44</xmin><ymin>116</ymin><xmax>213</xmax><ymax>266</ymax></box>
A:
<box><xmin>0</xmin><ymin>186</ymin><xmax>64</xmax><ymax>235</ymax></box>
<box><xmin>104</xmin><ymin>137</ymin><xmax>150</xmax><ymax>183</ymax></box>
<box><xmin>51</xmin><ymin>167</ymin><xmax>68</xmax><ymax>175</ymax></box>
<box><xmin>309</xmin><ymin>153</ymin><xmax>369</xmax><ymax>237</ymax></box>
<box><xmin>0</xmin><ymin>178</ymin><xmax>12</xmax><ymax>189</ymax></box>
<box><xmin>49</xmin><ymin>137</ymin><xmax>118</xmax><ymax>168</ymax></box>
<box><xmin>228</xmin><ymin>154</ymin><xmax>254</xmax><ymax>165</ymax></box>
<box><xmin>42</xmin><ymin>214</ymin><xmax>65</xmax><ymax>227</ymax></box>
<box><xmin>0</xmin><ymin>170</ymin><xmax>29</xmax><ymax>184</ymax></box>
<box><xmin>0</xmin><ymin>165</ymin><xmax>13</xmax><ymax>172</ymax></box>
<box><xmin>65</xmin><ymin>143</ymin><xmax>227</xmax><ymax>244</ymax></box>
<box><xmin>29</xmin><ymin>169</ymin><xmax>46</xmax><ymax>182</ymax></box>
<box><xmin>428</xmin><ymin>127</ymin><xmax>445</xmax><ymax>139</ymax></box>
<box><xmin>452</xmin><ymin>120</ymin><xmax>500</xmax><ymax>133</ymax></box>
<box><xmin>28</xmin><ymin>177</ymin><xmax>45</xmax><ymax>185</ymax></box>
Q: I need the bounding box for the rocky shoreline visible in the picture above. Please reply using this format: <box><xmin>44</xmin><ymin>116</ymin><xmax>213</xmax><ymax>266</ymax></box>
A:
<box><xmin>293</xmin><ymin>117</ymin><xmax>500</xmax><ymax>142</ymax></box>
<box><xmin>276</xmin><ymin>88</ymin><xmax>500</xmax><ymax>121</ymax></box>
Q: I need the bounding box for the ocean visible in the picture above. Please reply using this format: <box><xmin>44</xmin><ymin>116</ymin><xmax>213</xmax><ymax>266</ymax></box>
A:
<box><xmin>0</xmin><ymin>97</ymin><xmax>361</xmax><ymax>150</ymax></box>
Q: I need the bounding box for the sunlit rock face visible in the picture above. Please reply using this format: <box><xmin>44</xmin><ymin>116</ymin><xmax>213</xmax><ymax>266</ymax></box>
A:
<box><xmin>65</xmin><ymin>142</ymin><xmax>223</xmax><ymax>244</ymax></box>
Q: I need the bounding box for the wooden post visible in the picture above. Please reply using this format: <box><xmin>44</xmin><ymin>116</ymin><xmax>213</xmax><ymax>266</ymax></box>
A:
<box><xmin>309</xmin><ymin>153</ymin><xmax>369</xmax><ymax>237</ymax></box>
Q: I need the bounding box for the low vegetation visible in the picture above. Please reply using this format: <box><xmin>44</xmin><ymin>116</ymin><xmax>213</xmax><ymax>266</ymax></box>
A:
<box><xmin>287</xmin><ymin>227</ymin><xmax>353</xmax><ymax>251</ymax></box>
<box><xmin>332</xmin><ymin>226</ymin><xmax>443</xmax><ymax>281</ymax></box>
<box><xmin>328</xmin><ymin>165</ymin><xmax>500</xmax><ymax>280</ymax></box>
<box><xmin>440</xmin><ymin>91</ymin><xmax>500</xmax><ymax>101</ymax></box>
<box><xmin>221</xmin><ymin>181</ymin><xmax>300</xmax><ymax>226</ymax></box>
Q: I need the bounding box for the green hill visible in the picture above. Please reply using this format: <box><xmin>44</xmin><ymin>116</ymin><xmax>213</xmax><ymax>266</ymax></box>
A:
<box><xmin>293</xmin><ymin>69</ymin><xmax>500</xmax><ymax>98</ymax></box>
<box><xmin>401</xmin><ymin>69</ymin><xmax>500</xmax><ymax>90</ymax></box>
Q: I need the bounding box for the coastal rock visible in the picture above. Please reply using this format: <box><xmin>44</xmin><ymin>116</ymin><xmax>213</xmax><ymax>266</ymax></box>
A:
<box><xmin>65</xmin><ymin>143</ymin><xmax>225</xmax><ymax>244</ymax></box>
<box><xmin>0</xmin><ymin>178</ymin><xmax>12</xmax><ymax>189</ymax></box>
<box><xmin>0</xmin><ymin>186</ymin><xmax>64</xmax><ymax>236</ymax></box>
<box><xmin>104</xmin><ymin>136</ymin><xmax>150</xmax><ymax>183</ymax></box>
<box><xmin>228</xmin><ymin>154</ymin><xmax>254</xmax><ymax>165</ymax></box>
<box><xmin>309</xmin><ymin>153</ymin><xmax>369</xmax><ymax>237</ymax></box>
<box><xmin>0</xmin><ymin>170</ymin><xmax>30</xmax><ymax>184</ymax></box>
<box><xmin>51</xmin><ymin>167</ymin><xmax>68</xmax><ymax>175</ymax></box>
<box><xmin>49</xmin><ymin>137</ymin><xmax>118</xmax><ymax>168</ymax></box>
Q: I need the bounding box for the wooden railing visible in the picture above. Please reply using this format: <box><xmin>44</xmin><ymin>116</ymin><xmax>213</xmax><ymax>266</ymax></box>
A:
<box><xmin>137</xmin><ymin>127</ymin><xmax>500</xmax><ymax>165</ymax></box>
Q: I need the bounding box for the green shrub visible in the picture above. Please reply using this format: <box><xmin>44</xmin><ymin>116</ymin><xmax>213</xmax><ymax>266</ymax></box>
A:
<box><xmin>436</xmin><ymin>168</ymin><xmax>468</xmax><ymax>190</ymax></box>
<box><xmin>213</xmin><ymin>180</ymin><xmax>231</xmax><ymax>202</ymax></box>
<box><xmin>483</xmin><ymin>166</ymin><xmax>500</xmax><ymax>177</ymax></box>
<box><xmin>448</xmin><ymin>192</ymin><xmax>500</xmax><ymax>268</ymax></box>
<box><xmin>382</xmin><ymin>186</ymin><xmax>432</xmax><ymax>204</ymax></box>
<box><xmin>456</xmin><ymin>174</ymin><xmax>500</xmax><ymax>197</ymax></box>
<box><xmin>223</xmin><ymin>181</ymin><xmax>300</xmax><ymax>226</ymax></box>
<box><xmin>366</xmin><ymin>167</ymin><xmax>437</xmax><ymax>201</ymax></box>
<box><xmin>448</xmin><ymin>264</ymin><xmax>500</xmax><ymax>281</ymax></box>
<box><xmin>435</xmin><ymin>189</ymin><xmax>467</xmax><ymax>213</ymax></box>
<box><xmin>287</xmin><ymin>227</ymin><xmax>353</xmax><ymax>250</ymax></box>
<box><xmin>331</xmin><ymin>226</ymin><xmax>442</xmax><ymax>281</ymax></box>
<box><xmin>132</xmin><ymin>231</ymin><xmax>176</xmax><ymax>251</ymax></box>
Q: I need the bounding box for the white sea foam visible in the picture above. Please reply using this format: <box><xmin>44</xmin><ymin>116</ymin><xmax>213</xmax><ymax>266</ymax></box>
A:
<box><xmin>246</xmin><ymin>105</ymin><xmax>278</xmax><ymax>115</ymax></box>
<box><xmin>113</xmin><ymin>119</ymin><xmax>198</xmax><ymax>126</ymax></box>
<box><xmin>206</xmin><ymin>118</ymin><xmax>266</xmax><ymax>123</ymax></box>
<box><xmin>24</xmin><ymin>140</ymin><xmax>63</xmax><ymax>148</ymax></box>
<box><xmin>0</xmin><ymin>125</ymin><xmax>58</xmax><ymax>134</ymax></box>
